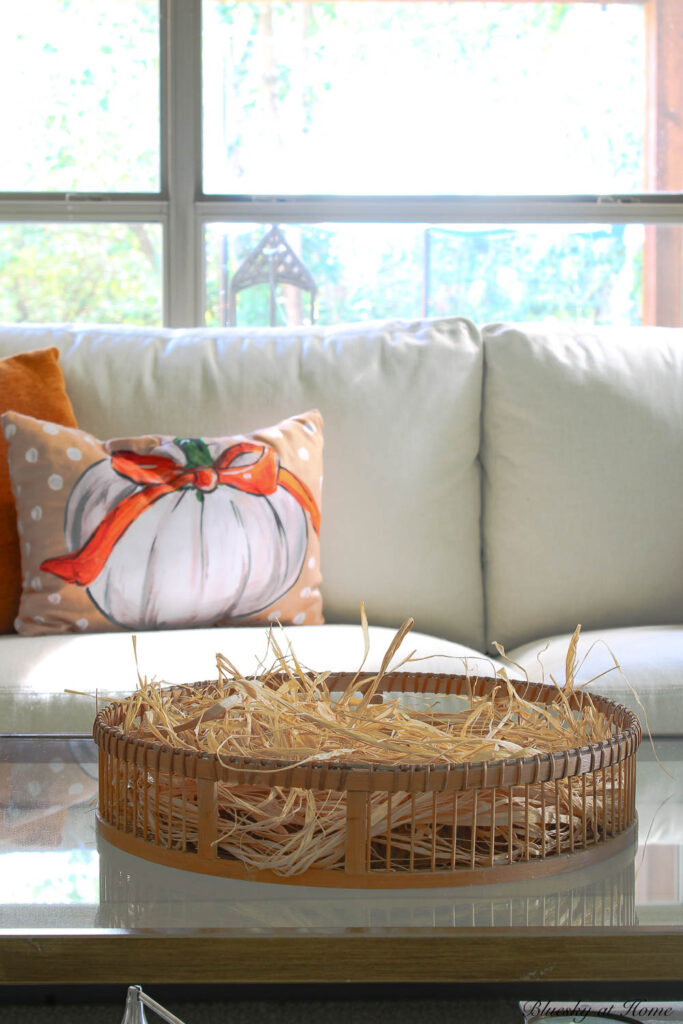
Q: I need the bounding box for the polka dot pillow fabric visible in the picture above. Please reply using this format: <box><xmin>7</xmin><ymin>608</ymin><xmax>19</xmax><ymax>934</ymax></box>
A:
<box><xmin>2</xmin><ymin>409</ymin><xmax>323</xmax><ymax>635</ymax></box>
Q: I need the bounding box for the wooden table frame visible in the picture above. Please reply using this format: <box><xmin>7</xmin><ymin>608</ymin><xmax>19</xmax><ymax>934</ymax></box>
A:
<box><xmin>2</xmin><ymin>929</ymin><xmax>683</xmax><ymax>986</ymax></box>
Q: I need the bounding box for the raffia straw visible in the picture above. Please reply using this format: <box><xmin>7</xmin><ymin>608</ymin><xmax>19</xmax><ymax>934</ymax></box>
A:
<box><xmin>494</xmin><ymin>623</ymin><xmax>669</xmax><ymax>779</ymax></box>
<box><xmin>121</xmin><ymin>617</ymin><xmax>613</xmax><ymax>769</ymax></box>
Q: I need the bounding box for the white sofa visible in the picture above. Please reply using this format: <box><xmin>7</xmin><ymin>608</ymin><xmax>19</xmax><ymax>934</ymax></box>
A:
<box><xmin>0</xmin><ymin>318</ymin><xmax>681</xmax><ymax>736</ymax></box>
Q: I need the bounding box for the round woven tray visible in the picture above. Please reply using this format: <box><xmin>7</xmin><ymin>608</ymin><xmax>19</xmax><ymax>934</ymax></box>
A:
<box><xmin>93</xmin><ymin>671</ymin><xmax>641</xmax><ymax>888</ymax></box>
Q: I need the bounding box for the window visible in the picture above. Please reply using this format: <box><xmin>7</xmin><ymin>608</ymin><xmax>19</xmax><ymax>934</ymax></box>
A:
<box><xmin>1</xmin><ymin>0</ymin><xmax>682</xmax><ymax>329</ymax></box>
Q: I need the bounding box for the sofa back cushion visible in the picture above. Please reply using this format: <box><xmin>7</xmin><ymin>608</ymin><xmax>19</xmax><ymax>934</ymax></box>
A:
<box><xmin>0</xmin><ymin>321</ymin><xmax>485</xmax><ymax>649</ymax></box>
<box><xmin>482</xmin><ymin>323</ymin><xmax>683</xmax><ymax>650</ymax></box>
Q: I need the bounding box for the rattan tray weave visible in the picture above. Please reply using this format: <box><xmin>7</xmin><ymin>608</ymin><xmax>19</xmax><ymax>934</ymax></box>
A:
<box><xmin>94</xmin><ymin>671</ymin><xmax>641</xmax><ymax>888</ymax></box>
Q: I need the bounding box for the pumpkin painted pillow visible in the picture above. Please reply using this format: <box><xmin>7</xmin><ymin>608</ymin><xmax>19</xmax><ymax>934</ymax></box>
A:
<box><xmin>2</xmin><ymin>409</ymin><xmax>323</xmax><ymax>635</ymax></box>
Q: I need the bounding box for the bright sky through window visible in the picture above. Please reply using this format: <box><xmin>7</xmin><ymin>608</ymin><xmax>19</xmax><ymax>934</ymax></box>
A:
<box><xmin>203</xmin><ymin>1</ymin><xmax>645</xmax><ymax>196</ymax></box>
<box><xmin>0</xmin><ymin>1</ymin><xmax>159</xmax><ymax>192</ymax></box>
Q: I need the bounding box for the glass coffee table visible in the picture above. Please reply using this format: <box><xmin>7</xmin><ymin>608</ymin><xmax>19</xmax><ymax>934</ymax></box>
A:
<box><xmin>1</xmin><ymin>733</ymin><xmax>682</xmax><ymax>987</ymax></box>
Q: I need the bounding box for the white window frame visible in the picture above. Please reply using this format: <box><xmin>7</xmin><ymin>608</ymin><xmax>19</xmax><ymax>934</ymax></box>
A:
<box><xmin>0</xmin><ymin>0</ymin><xmax>681</xmax><ymax>329</ymax></box>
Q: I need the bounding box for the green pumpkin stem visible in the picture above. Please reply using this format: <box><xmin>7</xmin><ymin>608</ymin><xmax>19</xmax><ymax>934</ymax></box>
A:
<box><xmin>174</xmin><ymin>437</ymin><xmax>215</xmax><ymax>468</ymax></box>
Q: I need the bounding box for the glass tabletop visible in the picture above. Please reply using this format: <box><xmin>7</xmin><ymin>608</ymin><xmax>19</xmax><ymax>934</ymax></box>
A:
<box><xmin>1</xmin><ymin>734</ymin><xmax>681</xmax><ymax>935</ymax></box>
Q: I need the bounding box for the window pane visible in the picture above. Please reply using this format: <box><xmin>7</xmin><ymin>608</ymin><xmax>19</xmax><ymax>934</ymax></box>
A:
<box><xmin>204</xmin><ymin>222</ymin><xmax>683</xmax><ymax>328</ymax></box>
<box><xmin>0</xmin><ymin>224</ymin><xmax>163</xmax><ymax>324</ymax></box>
<box><xmin>203</xmin><ymin>1</ymin><xmax>650</xmax><ymax>196</ymax></box>
<box><xmin>1</xmin><ymin>2</ymin><xmax>159</xmax><ymax>192</ymax></box>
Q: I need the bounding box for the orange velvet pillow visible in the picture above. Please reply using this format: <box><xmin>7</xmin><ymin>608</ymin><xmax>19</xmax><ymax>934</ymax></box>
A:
<box><xmin>0</xmin><ymin>348</ymin><xmax>77</xmax><ymax>633</ymax></box>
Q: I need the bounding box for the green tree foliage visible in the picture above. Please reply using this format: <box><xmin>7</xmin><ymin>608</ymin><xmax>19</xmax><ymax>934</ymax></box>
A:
<box><xmin>0</xmin><ymin>225</ymin><xmax>162</xmax><ymax>325</ymax></box>
<box><xmin>1</xmin><ymin>0</ymin><xmax>158</xmax><ymax>192</ymax></box>
<box><xmin>425</xmin><ymin>225</ymin><xmax>642</xmax><ymax>325</ymax></box>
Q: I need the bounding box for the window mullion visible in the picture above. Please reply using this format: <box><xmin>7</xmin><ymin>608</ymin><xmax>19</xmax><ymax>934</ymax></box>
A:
<box><xmin>196</xmin><ymin>196</ymin><xmax>683</xmax><ymax>226</ymax></box>
<box><xmin>0</xmin><ymin>198</ymin><xmax>167</xmax><ymax>222</ymax></box>
<box><xmin>164</xmin><ymin>0</ymin><xmax>202</xmax><ymax>327</ymax></box>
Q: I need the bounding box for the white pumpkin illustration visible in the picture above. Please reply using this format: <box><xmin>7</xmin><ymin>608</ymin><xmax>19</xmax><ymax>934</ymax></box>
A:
<box><xmin>40</xmin><ymin>437</ymin><xmax>319</xmax><ymax>629</ymax></box>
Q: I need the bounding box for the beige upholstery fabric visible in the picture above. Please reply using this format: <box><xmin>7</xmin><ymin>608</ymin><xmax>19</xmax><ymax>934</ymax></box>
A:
<box><xmin>0</xmin><ymin>320</ymin><xmax>485</xmax><ymax>648</ymax></box>
<box><xmin>0</xmin><ymin>622</ymin><xmax>502</xmax><ymax>733</ymax></box>
<box><xmin>482</xmin><ymin>323</ymin><xmax>683</xmax><ymax>650</ymax></box>
<box><xmin>506</xmin><ymin>625</ymin><xmax>683</xmax><ymax>737</ymax></box>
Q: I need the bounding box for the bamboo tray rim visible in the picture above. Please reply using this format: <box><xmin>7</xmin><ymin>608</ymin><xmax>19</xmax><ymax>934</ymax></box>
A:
<box><xmin>93</xmin><ymin>670</ymin><xmax>642</xmax><ymax>793</ymax></box>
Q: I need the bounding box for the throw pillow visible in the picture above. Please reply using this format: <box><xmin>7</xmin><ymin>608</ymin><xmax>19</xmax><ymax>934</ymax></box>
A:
<box><xmin>0</xmin><ymin>347</ymin><xmax>78</xmax><ymax>634</ymax></box>
<box><xmin>3</xmin><ymin>409</ymin><xmax>323</xmax><ymax>635</ymax></box>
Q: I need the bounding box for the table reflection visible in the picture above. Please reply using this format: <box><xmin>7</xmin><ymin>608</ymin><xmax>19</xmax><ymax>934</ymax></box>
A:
<box><xmin>1</xmin><ymin>735</ymin><xmax>681</xmax><ymax>932</ymax></box>
<box><xmin>95</xmin><ymin>830</ymin><xmax>637</xmax><ymax>930</ymax></box>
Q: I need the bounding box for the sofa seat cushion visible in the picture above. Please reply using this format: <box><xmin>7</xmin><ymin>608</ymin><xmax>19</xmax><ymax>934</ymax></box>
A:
<box><xmin>506</xmin><ymin>624</ymin><xmax>683</xmax><ymax>737</ymax></box>
<box><xmin>0</xmin><ymin>623</ymin><xmax>501</xmax><ymax>734</ymax></box>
